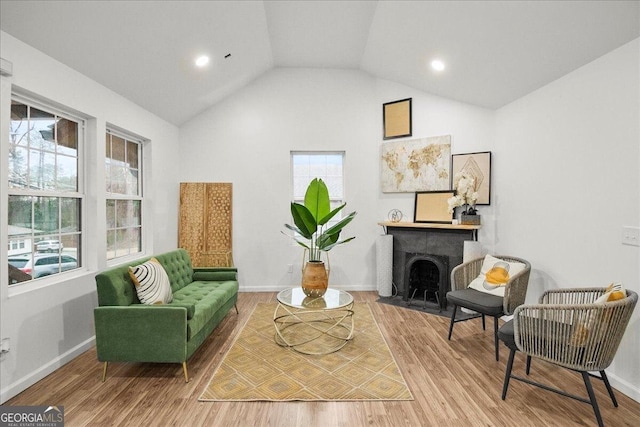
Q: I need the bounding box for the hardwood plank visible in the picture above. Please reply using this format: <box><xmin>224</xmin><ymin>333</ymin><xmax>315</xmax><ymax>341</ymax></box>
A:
<box><xmin>5</xmin><ymin>291</ymin><xmax>640</xmax><ymax>426</ymax></box>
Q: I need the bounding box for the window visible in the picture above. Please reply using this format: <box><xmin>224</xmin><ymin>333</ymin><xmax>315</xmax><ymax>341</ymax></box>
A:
<box><xmin>291</xmin><ymin>151</ymin><xmax>345</xmax><ymax>225</ymax></box>
<box><xmin>106</xmin><ymin>129</ymin><xmax>142</xmax><ymax>260</ymax></box>
<box><xmin>7</xmin><ymin>97</ymin><xmax>83</xmax><ymax>285</ymax></box>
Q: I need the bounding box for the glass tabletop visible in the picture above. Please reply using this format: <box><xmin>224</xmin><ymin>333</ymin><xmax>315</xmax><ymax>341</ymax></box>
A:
<box><xmin>277</xmin><ymin>288</ymin><xmax>353</xmax><ymax>310</ymax></box>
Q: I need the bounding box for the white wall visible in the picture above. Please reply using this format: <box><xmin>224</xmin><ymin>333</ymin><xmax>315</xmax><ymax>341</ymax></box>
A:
<box><xmin>0</xmin><ymin>32</ymin><xmax>180</xmax><ymax>403</ymax></box>
<box><xmin>178</xmin><ymin>68</ymin><xmax>495</xmax><ymax>292</ymax></box>
<box><xmin>495</xmin><ymin>39</ymin><xmax>640</xmax><ymax>400</ymax></box>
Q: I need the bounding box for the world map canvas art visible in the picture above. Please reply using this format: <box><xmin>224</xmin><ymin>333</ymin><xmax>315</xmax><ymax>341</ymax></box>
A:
<box><xmin>380</xmin><ymin>135</ymin><xmax>451</xmax><ymax>193</ymax></box>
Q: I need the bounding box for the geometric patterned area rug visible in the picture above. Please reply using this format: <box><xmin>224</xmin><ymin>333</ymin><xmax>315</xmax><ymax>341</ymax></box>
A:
<box><xmin>199</xmin><ymin>302</ymin><xmax>413</xmax><ymax>401</ymax></box>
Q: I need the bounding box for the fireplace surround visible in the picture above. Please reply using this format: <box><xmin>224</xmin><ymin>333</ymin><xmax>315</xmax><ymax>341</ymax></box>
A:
<box><xmin>379</xmin><ymin>222</ymin><xmax>479</xmax><ymax>309</ymax></box>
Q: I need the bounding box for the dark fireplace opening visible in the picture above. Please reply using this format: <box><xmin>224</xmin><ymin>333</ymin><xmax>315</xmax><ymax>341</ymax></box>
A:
<box><xmin>403</xmin><ymin>254</ymin><xmax>448</xmax><ymax>310</ymax></box>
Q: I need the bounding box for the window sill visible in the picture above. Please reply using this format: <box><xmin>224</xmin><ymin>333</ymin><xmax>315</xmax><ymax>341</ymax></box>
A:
<box><xmin>106</xmin><ymin>252</ymin><xmax>149</xmax><ymax>268</ymax></box>
<box><xmin>7</xmin><ymin>268</ymin><xmax>94</xmax><ymax>298</ymax></box>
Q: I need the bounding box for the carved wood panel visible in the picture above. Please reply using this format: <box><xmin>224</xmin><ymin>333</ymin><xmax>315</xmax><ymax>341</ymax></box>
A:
<box><xmin>179</xmin><ymin>182</ymin><xmax>233</xmax><ymax>267</ymax></box>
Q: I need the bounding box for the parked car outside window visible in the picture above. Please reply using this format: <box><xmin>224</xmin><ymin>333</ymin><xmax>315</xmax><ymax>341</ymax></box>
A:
<box><xmin>8</xmin><ymin>253</ymin><xmax>78</xmax><ymax>278</ymax></box>
<box><xmin>35</xmin><ymin>240</ymin><xmax>63</xmax><ymax>252</ymax></box>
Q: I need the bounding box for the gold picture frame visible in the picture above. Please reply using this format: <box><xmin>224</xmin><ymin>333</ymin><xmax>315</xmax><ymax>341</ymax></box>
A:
<box><xmin>414</xmin><ymin>190</ymin><xmax>455</xmax><ymax>223</ymax></box>
<box><xmin>383</xmin><ymin>98</ymin><xmax>412</xmax><ymax>140</ymax></box>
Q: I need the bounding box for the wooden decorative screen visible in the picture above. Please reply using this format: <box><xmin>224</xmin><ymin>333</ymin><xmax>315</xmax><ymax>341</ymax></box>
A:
<box><xmin>179</xmin><ymin>182</ymin><xmax>233</xmax><ymax>267</ymax></box>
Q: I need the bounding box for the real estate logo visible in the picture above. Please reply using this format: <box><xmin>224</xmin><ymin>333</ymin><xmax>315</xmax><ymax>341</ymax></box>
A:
<box><xmin>0</xmin><ymin>405</ymin><xmax>64</xmax><ymax>427</ymax></box>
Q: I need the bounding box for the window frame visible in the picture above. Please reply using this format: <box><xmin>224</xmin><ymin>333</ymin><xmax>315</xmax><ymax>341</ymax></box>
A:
<box><xmin>7</xmin><ymin>93</ymin><xmax>85</xmax><ymax>288</ymax></box>
<box><xmin>105</xmin><ymin>127</ymin><xmax>144</xmax><ymax>262</ymax></box>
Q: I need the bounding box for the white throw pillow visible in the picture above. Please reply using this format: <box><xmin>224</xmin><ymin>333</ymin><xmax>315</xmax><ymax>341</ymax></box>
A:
<box><xmin>128</xmin><ymin>258</ymin><xmax>173</xmax><ymax>304</ymax></box>
<box><xmin>467</xmin><ymin>254</ymin><xmax>527</xmax><ymax>297</ymax></box>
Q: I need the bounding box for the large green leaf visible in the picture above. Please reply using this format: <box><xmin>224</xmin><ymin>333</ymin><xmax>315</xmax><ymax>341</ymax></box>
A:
<box><xmin>304</xmin><ymin>178</ymin><xmax>330</xmax><ymax>223</ymax></box>
<box><xmin>283</xmin><ymin>223</ymin><xmax>302</xmax><ymax>234</ymax></box>
<box><xmin>322</xmin><ymin>211</ymin><xmax>357</xmax><ymax>237</ymax></box>
<box><xmin>321</xmin><ymin>236</ymin><xmax>356</xmax><ymax>252</ymax></box>
<box><xmin>317</xmin><ymin>231</ymin><xmax>340</xmax><ymax>249</ymax></box>
<box><xmin>280</xmin><ymin>230</ymin><xmax>311</xmax><ymax>250</ymax></box>
<box><xmin>290</xmin><ymin>203</ymin><xmax>316</xmax><ymax>239</ymax></box>
<box><xmin>318</xmin><ymin>203</ymin><xmax>345</xmax><ymax>225</ymax></box>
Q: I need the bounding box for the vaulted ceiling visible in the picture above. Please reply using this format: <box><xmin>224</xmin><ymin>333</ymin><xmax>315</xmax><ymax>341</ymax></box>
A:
<box><xmin>1</xmin><ymin>1</ymin><xmax>638</xmax><ymax>126</ymax></box>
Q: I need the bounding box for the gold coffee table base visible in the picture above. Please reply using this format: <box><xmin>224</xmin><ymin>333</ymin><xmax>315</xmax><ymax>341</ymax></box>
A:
<box><xmin>273</xmin><ymin>300</ymin><xmax>354</xmax><ymax>355</ymax></box>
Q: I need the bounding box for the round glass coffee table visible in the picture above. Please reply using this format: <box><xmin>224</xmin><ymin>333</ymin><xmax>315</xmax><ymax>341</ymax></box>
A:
<box><xmin>274</xmin><ymin>288</ymin><xmax>354</xmax><ymax>355</ymax></box>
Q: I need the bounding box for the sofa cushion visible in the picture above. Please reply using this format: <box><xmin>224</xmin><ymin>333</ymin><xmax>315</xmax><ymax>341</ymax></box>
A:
<box><xmin>173</xmin><ymin>280</ymin><xmax>239</xmax><ymax>339</ymax></box>
<box><xmin>128</xmin><ymin>258</ymin><xmax>173</xmax><ymax>305</ymax></box>
<box><xmin>154</xmin><ymin>249</ymin><xmax>194</xmax><ymax>292</ymax></box>
<box><xmin>168</xmin><ymin>302</ymin><xmax>196</xmax><ymax>319</ymax></box>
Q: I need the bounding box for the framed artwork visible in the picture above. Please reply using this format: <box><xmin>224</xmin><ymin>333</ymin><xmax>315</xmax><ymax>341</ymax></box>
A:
<box><xmin>451</xmin><ymin>151</ymin><xmax>491</xmax><ymax>205</ymax></box>
<box><xmin>380</xmin><ymin>135</ymin><xmax>451</xmax><ymax>193</ymax></box>
<box><xmin>383</xmin><ymin>98</ymin><xmax>412</xmax><ymax>140</ymax></box>
<box><xmin>414</xmin><ymin>190</ymin><xmax>455</xmax><ymax>223</ymax></box>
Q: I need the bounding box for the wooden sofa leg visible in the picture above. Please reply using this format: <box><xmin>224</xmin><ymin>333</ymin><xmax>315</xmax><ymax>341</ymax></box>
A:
<box><xmin>183</xmin><ymin>362</ymin><xmax>189</xmax><ymax>383</ymax></box>
<box><xmin>235</xmin><ymin>304</ymin><xmax>239</xmax><ymax>314</ymax></box>
<box><xmin>102</xmin><ymin>362</ymin><xmax>108</xmax><ymax>382</ymax></box>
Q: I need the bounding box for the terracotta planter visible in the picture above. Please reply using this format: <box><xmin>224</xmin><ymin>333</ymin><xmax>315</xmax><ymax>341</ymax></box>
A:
<box><xmin>301</xmin><ymin>261</ymin><xmax>328</xmax><ymax>297</ymax></box>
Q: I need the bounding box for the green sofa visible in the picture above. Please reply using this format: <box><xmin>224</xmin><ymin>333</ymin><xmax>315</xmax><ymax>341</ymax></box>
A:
<box><xmin>94</xmin><ymin>248</ymin><xmax>238</xmax><ymax>382</ymax></box>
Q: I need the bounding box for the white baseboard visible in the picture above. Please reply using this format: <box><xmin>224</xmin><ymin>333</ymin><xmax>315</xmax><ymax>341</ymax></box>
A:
<box><xmin>0</xmin><ymin>337</ymin><xmax>95</xmax><ymax>404</ymax></box>
<box><xmin>607</xmin><ymin>372</ymin><xmax>640</xmax><ymax>403</ymax></box>
<box><xmin>239</xmin><ymin>284</ymin><xmax>377</xmax><ymax>293</ymax></box>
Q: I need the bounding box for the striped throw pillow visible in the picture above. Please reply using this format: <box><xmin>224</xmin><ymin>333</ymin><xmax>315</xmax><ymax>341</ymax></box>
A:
<box><xmin>128</xmin><ymin>258</ymin><xmax>173</xmax><ymax>305</ymax></box>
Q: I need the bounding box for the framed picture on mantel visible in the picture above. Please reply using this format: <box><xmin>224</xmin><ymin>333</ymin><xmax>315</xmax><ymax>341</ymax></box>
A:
<box><xmin>414</xmin><ymin>190</ymin><xmax>455</xmax><ymax>223</ymax></box>
<box><xmin>452</xmin><ymin>151</ymin><xmax>491</xmax><ymax>205</ymax></box>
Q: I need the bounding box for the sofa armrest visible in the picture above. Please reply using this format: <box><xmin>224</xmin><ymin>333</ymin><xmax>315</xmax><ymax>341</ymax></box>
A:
<box><xmin>192</xmin><ymin>267</ymin><xmax>238</xmax><ymax>282</ymax></box>
<box><xmin>168</xmin><ymin>302</ymin><xmax>196</xmax><ymax>319</ymax></box>
<box><xmin>94</xmin><ymin>305</ymin><xmax>188</xmax><ymax>363</ymax></box>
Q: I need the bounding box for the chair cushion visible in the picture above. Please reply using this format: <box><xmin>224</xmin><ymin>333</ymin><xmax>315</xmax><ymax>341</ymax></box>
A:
<box><xmin>467</xmin><ymin>254</ymin><xmax>527</xmax><ymax>297</ymax></box>
<box><xmin>447</xmin><ymin>288</ymin><xmax>504</xmax><ymax>315</ymax></box>
<box><xmin>498</xmin><ymin>319</ymin><xmax>517</xmax><ymax>350</ymax></box>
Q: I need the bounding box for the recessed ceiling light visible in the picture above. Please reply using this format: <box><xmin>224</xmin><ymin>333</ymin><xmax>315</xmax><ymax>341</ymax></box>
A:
<box><xmin>431</xmin><ymin>59</ymin><xmax>445</xmax><ymax>71</ymax></box>
<box><xmin>195</xmin><ymin>55</ymin><xmax>210</xmax><ymax>67</ymax></box>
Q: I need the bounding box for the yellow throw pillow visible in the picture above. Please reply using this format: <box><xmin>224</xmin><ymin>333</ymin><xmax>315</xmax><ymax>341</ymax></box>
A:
<box><xmin>570</xmin><ymin>283</ymin><xmax>626</xmax><ymax>346</ymax></box>
<box><xmin>604</xmin><ymin>282</ymin><xmax>626</xmax><ymax>301</ymax></box>
<box><xmin>467</xmin><ymin>255</ymin><xmax>527</xmax><ymax>297</ymax></box>
<box><xmin>129</xmin><ymin>258</ymin><xmax>173</xmax><ymax>305</ymax></box>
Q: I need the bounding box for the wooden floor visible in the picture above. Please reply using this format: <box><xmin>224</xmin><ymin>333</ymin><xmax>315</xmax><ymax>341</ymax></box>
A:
<box><xmin>6</xmin><ymin>291</ymin><xmax>640</xmax><ymax>426</ymax></box>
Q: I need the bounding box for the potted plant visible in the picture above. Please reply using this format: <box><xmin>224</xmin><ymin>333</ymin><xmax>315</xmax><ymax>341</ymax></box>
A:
<box><xmin>284</xmin><ymin>178</ymin><xmax>357</xmax><ymax>297</ymax></box>
<box><xmin>447</xmin><ymin>171</ymin><xmax>480</xmax><ymax>225</ymax></box>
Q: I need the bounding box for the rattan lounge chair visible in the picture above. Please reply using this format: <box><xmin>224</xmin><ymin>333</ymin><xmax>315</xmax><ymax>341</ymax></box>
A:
<box><xmin>447</xmin><ymin>255</ymin><xmax>531</xmax><ymax>361</ymax></box>
<box><xmin>499</xmin><ymin>287</ymin><xmax>638</xmax><ymax>427</ymax></box>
